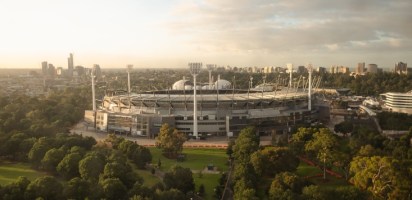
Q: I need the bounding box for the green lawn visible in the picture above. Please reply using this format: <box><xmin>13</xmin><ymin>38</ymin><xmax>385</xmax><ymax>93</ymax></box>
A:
<box><xmin>136</xmin><ymin>169</ymin><xmax>161</xmax><ymax>187</ymax></box>
<box><xmin>296</xmin><ymin>161</ymin><xmax>348</xmax><ymax>188</ymax></box>
<box><xmin>150</xmin><ymin>147</ymin><xmax>229</xmax><ymax>172</ymax></box>
<box><xmin>0</xmin><ymin>162</ymin><xmax>48</xmax><ymax>185</ymax></box>
<box><xmin>194</xmin><ymin>173</ymin><xmax>221</xmax><ymax>200</ymax></box>
<box><xmin>296</xmin><ymin>161</ymin><xmax>322</xmax><ymax>177</ymax></box>
<box><xmin>149</xmin><ymin>148</ymin><xmax>228</xmax><ymax>199</ymax></box>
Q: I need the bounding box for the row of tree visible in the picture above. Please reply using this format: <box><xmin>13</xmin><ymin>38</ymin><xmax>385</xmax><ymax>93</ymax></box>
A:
<box><xmin>290</xmin><ymin>126</ymin><xmax>412</xmax><ymax>199</ymax></box>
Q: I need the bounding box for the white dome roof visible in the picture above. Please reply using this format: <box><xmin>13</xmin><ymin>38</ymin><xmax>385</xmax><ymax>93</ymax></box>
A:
<box><xmin>172</xmin><ymin>80</ymin><xmax>193</xmax><ymax>90</ymax></box>
<box><xmin>214</xmin><ymin>79</ymin><xmax>232</xmax><ymax>90</ymax></box>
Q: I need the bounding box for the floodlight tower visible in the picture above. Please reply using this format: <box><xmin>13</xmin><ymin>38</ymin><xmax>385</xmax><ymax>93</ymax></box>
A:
<box><xmin>307</xmin><ymin>63</ymin><xmax>313</xmax><ymax>111</ymax></box>
<box><xmin>206</xmin><ymin>64</ymin><xmax>214</xmax><ymax>89</ymax></box>
<box><xmin>127</xmin><ymin>65</ymin><xmax>133</xmax><ymax>95</ymax></box>
<box><xmin>287</xmin><ymin>63</ymin><xmax>293</xmax><ymax>88</ymax></box>
<box><xmin>91</xmin><ymin>68</ymin><xmax>97</xmax><ymax>128</ymax></box>
<box><xmin>189</xmin><ymin>62</ymin><xmax>202</xmax><ymax>139</ymax></box>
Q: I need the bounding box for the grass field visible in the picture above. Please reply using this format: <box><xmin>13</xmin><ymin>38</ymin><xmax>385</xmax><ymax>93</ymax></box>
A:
<box><xmin>0</xmin><ymin>162</ymin><xmax>48</xmax><ymax>185</ymax></box>
<box><xmin>149</xmin><ymin>147</ymin><xmax>228</xmax><ymax>199</ymax></box>
<box><xmin>149</xmin><ymin>147</ymin><xmax>229</xmax><ymax>172</ymax></box>
<box><xmin>194</xmin><ymin>174</ymin><xmax>221</xmax><ymax>200</ymax></box>
<box><xmin>296</xmin><ymin>161</ymin><xmax>348</xmax><ymax>188</ymax></box>
<box><xmin>136</xmin><ymin>169</ymin><xmax>161</xmax><ymax>187</ymax></box>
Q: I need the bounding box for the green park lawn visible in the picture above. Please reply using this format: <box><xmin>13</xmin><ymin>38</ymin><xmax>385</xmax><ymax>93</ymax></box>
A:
<box><xmin>0</xmin><ymin>162</ymin><xmax>48</xmax><ymax>185</ymax></box>
<box><xmin>194</xmin><ymin>174</ymin><xmax>221</xmax><ymax>200</ymax></box>
<box><xmin>135</xmin><ymin>169</ymin><xmax>161</xmax><ymax>187</ymax></box>
<box><xmin>149</xmin><ymin>147</ymin><xmax>229</xmax><ymax>172</ymax></box>
<box><xmin>296</xmin><ymin>161</ymin><xmax>348</xmax><ymax>188</ymax></box>
<box><xmin>149</xmin><ymin>147</ymin><xmax>228</xmax><ymax>199</ymax></box>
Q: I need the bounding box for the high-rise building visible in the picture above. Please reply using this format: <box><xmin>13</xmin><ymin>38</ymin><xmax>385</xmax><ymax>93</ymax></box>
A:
<box><xmin>356</xmin><ymin>62</ymin><xmax>365</xmax><ymax>75</ymax></box>
<box><xmin>68</xmin><ymin>53</ymin><xmax>74</xmax><ymax>77</ymax></box>
<box><xmin>41</xmin><ymin>61</ymin><xmax>48</xmax><ymax>76</ymax></box>
<box><xmin>395</xmin><ymin>62</ymin><xmax>407</xmax><ymax>75</ymax></box>
<box><xmin>48</xmin><ymin>64</ymin><xmax>56</xmax><ymax>78</ymax></box>
<box><xmin>367</xmin><ymin>64</ymin><xmax>378</xmax><ymax>74</ymax></box>
<box><xmin>93</xmin><ymin>64</ymin><xmax>102</xmax><ymax>80</ymax></box>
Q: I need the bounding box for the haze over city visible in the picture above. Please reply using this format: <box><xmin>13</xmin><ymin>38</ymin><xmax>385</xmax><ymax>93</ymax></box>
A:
<box><xmin>0</xmin><ymin>0</ymin><xmax>411</xmax><ymax>68</ymax></box>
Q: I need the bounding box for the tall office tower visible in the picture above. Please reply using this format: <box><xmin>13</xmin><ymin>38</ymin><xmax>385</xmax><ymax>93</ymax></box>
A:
<box><xmin>367</xmin><ymin>64</ymin><xmax>378</xmax><ymax>74</ymax></box>
<box><xmin>93</xmin><ymin>64</ymin><xmax>102</xmax><ymax>80</ymax></box>
<box><xmin>68</xmin><ymin>53</ymin><xmax>74</xmax><ymax>77</ymax></box>
<box><xmin>395</xmin><ymin>62</ymin><xmax>407</xmax><ymax>74</ymax></box>
<box><xmin>41</xmin><ymin>61</ymin><xmax>48</xmax><ymax>76</ymax></box>
<box><xmin>356</xmin><ymin>62</ymin><xmax>365</xmax><ymax>75</ymax></box>
<box><xmin>48</xmin><ymin>64</ymin><xmax>56</xmax><ymax>78</ymax></box>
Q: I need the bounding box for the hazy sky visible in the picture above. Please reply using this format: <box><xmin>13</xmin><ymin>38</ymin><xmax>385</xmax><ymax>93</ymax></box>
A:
<box><xmin>0</xmin><ymin>0</ymin><xmax>411</xmax><ymax>69</ymax></box>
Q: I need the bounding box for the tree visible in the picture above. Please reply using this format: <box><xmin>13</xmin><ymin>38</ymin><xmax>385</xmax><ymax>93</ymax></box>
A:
<box><xmin>57</xmin><ymin>152</ymin><xmax>82</xmax><ymax>179</ymax></box>
<box><xmin>28</xmin><ymin>137</ymin><xmax>53</xmax><ymax>167</ymax></box>
<box><xmin>163</xmin><ymin>165</ymin><xmax>195</xmax><ymax>194</ymax></box>
<box><xmin>101</xmin><ymin>161</ymin><xmax>142</xmax><ymax>189</ymax></box>
<box><xmin>155</xmin><ymin>123</ymin><xmax>186</xmax><ymax>158</ymax></box>
<box><xmin>305</xmin><ymin>128</ymin><xmax>338</xmax><ymax>179</ymax></box>
<box><xmin>100</xmin><ymin>178</ymin><xmax>127</xmax><ymax>200</ymax></box>
<box><xmin>79</xmin><ymin>153</ymin><xmax>105</xmax><ymax>182</ymax></box>
<box><xmin>334</xmin><ymin>121</ymin><xmax>354</xmax><ymax>136</ymax></box>
<box><xmin>64</xmin><ymin>177</ymin><xmax>90</xmax><ymax>200</ymax></box>
<box><xmin>0</xmin><ymin>176</ymin><xmax>30</xmax><ymax>200</ymax></box>
<box><xmin>350</xmin><ymin>156</ymin><xmax>396</xmax><ymax>199</ymax></box>
<box><xmin>25</xmin><ymin>176</ymin><xmax>63</xmax><ymax>200</ymax></box>
<box><xmin>198</xmin><ymin>184</ymin><xmax>205</xmax><ymax>197</ymax></box>
<box><xmin>41</xmin><ymin>148</ymin><xmax>65</xmax><ymax>172</ymax></box>
<box><xmin>269</xmin><ymin>172</ymin><xmax>307</xmax><ymax>199</ymax></box>
<box><xmin>250</xmin><ymin>147</ymin><xmax>299</xmax><ymax>177</ymax></box>
<box><xmin>233</xmin><ymin>126</ymin><xmax>259</xmax><ymax>165</ymax></box>
<box><xmin>290</xmin><ymin>127</ymin><xmax>317</xmax><ymax>155</ymax></box>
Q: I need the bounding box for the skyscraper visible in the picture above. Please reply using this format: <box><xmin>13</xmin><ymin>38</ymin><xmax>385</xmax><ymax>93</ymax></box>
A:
<box><xmin>356</xmin><ymin>62</ymin><xmax>365</xmax><ymax>75</ymax></box>
<box><xmin>68</xmin><ymin>53</ymin><xmax>74</xmax><ymax>77</ymax></box>
<box><xmin>367</xmin><ymin>64</ymin><xmax>378</xmax><ymax>74</ymax></box>
<box><xmin>41</xmin><ymin>61</ymin><xmax>48</xmax><ymax>76</ymax></box>
<box><xmin>395</xmin><ymin>62</ymin><xmax>407</xmax><ymax>75</ymax></box>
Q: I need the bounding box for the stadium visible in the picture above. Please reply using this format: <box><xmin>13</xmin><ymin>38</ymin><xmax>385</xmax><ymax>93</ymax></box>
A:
<box><xmin>85</xmin><ymin>66</ymin><xmax>321</xmax><ymax>138</ymax></box>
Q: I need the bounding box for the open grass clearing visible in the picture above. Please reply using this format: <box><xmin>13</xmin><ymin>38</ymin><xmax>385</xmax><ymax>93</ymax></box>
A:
<box><xmin>194</xmin><ymin>173</ymin><xmax>221</xmax><ymax>200</ymax></box>
<box><xmin>0</xmin><ymin>162</ymin><xmax>48</xmax><ymax>185</ymax></box>
<box><xmin>150</xmin><ymin>147</ymin><xmax>229</xmax><ymax>172</ymax></box>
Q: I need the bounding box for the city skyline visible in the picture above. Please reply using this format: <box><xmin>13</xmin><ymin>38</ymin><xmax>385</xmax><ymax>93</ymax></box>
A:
<box><xmin>0</xmin><ymin>0</ymin><xmax>411</xmax><ymax>69</ymax></box>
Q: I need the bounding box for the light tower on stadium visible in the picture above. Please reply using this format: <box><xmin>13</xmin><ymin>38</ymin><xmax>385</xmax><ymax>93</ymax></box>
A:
<box><xmin>127</xmin><ymin>65</ymin><xmax>133</xmax><ymax>95</ymax></box>
<box><xmin>287</xmin><ymin>63</ymin><xmax>293</xmax><ymax>88</ymax></box>
<box><xmin>307</xmin><ymin>63</ymin><xmax>313</xmax><ymax>111</ymax></box>
<box><xmin>206</xmin><ymin>64</ymin><xmax>215</xmax><ymax>89</ymax></box>
<box><xmin>189</xmin><ymin>62</ymin><xmax>202</xmax><ymax>139</ymax></box>
<box><xmin>91</xmin><ymin>67</ymin><xmax>97</xmax><ymax>128</ymax></box>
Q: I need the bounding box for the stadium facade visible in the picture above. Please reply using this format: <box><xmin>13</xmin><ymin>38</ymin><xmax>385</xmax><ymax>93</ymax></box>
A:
<box><xmin>85</xmin><ymin>68</ymin><xmax>320</xmax><ymax>138</ymax></box>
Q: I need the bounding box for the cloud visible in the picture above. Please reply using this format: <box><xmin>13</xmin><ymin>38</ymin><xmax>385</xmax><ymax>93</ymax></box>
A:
<box><xmin>167</xmin><ymin>0</ymin><xmax>412</xmax><ymax>66</ymax></box>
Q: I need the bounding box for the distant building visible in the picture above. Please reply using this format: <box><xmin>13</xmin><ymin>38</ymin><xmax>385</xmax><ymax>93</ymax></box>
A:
<box><xmin>93</xmin><ymin>64</ymin><xmax>102</xmax><ymax>80</ymax></box>
<box><xmin>381</xmin><ymin>91</ymin><xmax>412</xmax><ymax>114</ymax></box>
<box><xmin>48</xmin><ymin>64</ymin><xmax>56</xmax><ymax>78</ymax></box>
<box><xmin>356</xmin><ymin>62</ymin><xmax>365</xmax><ymax>75</ymax></box>
<box><xmin>395</xmin><ymin>62</ymin><xmax>407</xmax><ymax>75</ymax></box>
<box><xmin>56</xmin><ymin>67</ymin><xmax>63</xmax><ymax>76</ymax></box>
<box><xmin>297</xmin><ymin>66</ymin><xmax>307</xmax><ymax>74</ymax></box>
<box><xmin>68</xmin><ymin>53</ymin><xmax>74</xmax><ymax>77</ymax></box>
<box><xmin>263</xmin><ymin>66</ymin><xmax>273</xmax><ymax>74</ymax></box>
<box><xmin>367</xmin><ymin>64</ymin><xmax>378</xmax><ymax>74</ymax></box>
<box><xmin>329</xmin><ymin>65</ymin><xmax>349</xmax><ymax>74</ymax></box>
<box><xmin>41</xmin><ymin>61</ymin><xmax>48</xmax><ymax>76</ymax></box>
<box><xmin>316</xmin><ymin>67</ymin><xmax>326</xmax><ymax>73</ymax></box>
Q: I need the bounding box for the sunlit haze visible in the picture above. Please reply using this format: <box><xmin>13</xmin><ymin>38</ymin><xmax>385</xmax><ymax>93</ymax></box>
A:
<box><xmin>0</xmin><ymin>0</ymin><xmax>411</xmax><ymax>69</ymax></box>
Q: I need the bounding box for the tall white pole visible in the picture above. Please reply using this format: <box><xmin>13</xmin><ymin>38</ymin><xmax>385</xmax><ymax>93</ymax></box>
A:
<box><xmin>91</xmin><ymin>70</ymin><xmax>96</xmax><ymax>111</ymax></box>
<box><xmin>206</xmin><ymin>64</ymin><xmax>214</xmax><ymax>89</ymax></box>
<box><xmin>287</xmin><ymin>63</ymin><xmax>293</xmax><ymax>88</ymax></box>
<box><xmin>127</xmin><ymin>65</ymin><xmax>133</xmax><ymax>95</ymax></box>
<box><xmin>308</xmin><ymin>64</ymin><xmax>313</xmax><ymax>111</ymax></box>
<box><xmin>189</xmin><ymin>62</ymin><xmax>202</xmax><ymax>139</ymax></box>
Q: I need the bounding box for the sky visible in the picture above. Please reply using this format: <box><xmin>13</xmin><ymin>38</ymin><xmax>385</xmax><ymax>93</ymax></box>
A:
<box><xmin>0</xmin><ymin>0</ymin><xmax>411</xmax><ymax>69</ymax></box>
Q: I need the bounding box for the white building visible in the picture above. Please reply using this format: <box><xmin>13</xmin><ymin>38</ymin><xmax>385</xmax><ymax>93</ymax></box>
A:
<box><xmin>381</xmin><ymin>91</ymin><xmax>412</xmax><ymax>114</ymax></box>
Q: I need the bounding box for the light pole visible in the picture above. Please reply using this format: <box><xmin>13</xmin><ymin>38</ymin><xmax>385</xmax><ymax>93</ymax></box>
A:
<box><xmin>189</xmin><ymin>62</ymin><xmax>202</xmax><ymax>139</ymax></box>
<box><xmin>206</xmin><ymin>64</ymin><xmax>215</xmax><ymax>89</ymax></box>
<box><xmin>307</xmin><ymin>63</ymin><xmax>313</xmax><ymax>111</ymax></box>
